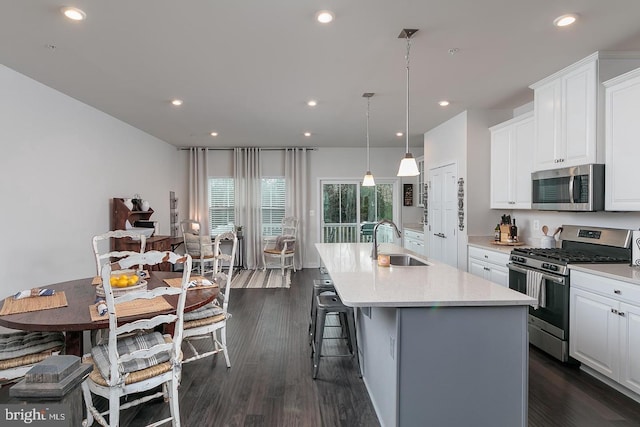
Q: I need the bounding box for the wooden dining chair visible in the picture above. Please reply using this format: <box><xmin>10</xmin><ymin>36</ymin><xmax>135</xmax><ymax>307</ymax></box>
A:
<box><xmin>92</xmin><ymin>230</ymin><xmax>147</xmax><ymax>275</ymax></box>
<box><xmin>262</xmin><ymin>216</ymin><xmax>298</xmax><ymax>275</ymax></box>
<box><xmin>81</xmin><ymin>250</ymin><xmax>192</xmax><ymax>427</ymax></box>
<box><xmin>182</xmin><ymin>231</ymin><xmax>237</xmax><ymax>367</ymax></box>
<box><xmin>180</xmin><ymin>219</ymin><xmax>218</xmax><ymax>278</ymax></box>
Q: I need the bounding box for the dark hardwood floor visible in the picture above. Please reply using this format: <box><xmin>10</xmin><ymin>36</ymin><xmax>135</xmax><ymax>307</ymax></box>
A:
<box><xmin>3</xmin><ymin>268</ymin><xmax>640</xmax><ymax>426</ymax></box>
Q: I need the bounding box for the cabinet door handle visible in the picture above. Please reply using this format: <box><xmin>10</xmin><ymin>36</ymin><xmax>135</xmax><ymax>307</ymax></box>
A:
<box><xmin>619</xmin><ymin>311</ymin><xmax>626</xmax><ymax>317</ymax></box>
<box><xmin>614</xmin><ymin>289</ymin><xmax>621</xmax><ymax>294</ymax></box>
<box><xmin>611</xmin><ymin>308</ymin><xmax>619</xmax><ymax>314</ymax></box>
<box><xmin>484</xmin><ymin>255</ymin><xmax>488</xmax><ymax>259</ymax></box>
<box><xmin>484</xmin><ymin>267</ymin><xmax>490</xmax><ymax>271</ymax></box>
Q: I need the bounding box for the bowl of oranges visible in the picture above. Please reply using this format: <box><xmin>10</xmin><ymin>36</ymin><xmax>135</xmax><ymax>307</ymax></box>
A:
<box><xmin>96</xmin><ymin>269</ymin><xmax>147</xmax><ymax>297</ymax></box>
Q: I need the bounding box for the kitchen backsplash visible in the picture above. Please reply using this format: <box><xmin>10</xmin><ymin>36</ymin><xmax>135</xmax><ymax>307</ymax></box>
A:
<box><xmin>501</xmin><ymin>210</ymin><xmax>640</xmax><ymax>246</ymax></box>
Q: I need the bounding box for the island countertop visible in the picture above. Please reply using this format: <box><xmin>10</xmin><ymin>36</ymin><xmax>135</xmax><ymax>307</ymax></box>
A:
<box><xmin>315</xmin><ymin>242</ymin><xmax>536</xmax><ymax>308</ymax></box>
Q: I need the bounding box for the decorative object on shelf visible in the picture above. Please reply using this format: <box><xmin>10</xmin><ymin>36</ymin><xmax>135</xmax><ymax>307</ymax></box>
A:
<box><xmin>235</xmin><ymin>225</ymin><xmax>243</xmax><ymax>238</ymax></box>
<box><xmin>140</xmin><ymin>200</ymin><xmax>150</xmax><ymax>212</ymax></box>
<box><xmin>362</xmin><ymin>92</ymin><xmax>376</xmax><ymax>187</ymax></box>
<box><xmin>132</xmin><ymin>194</ymin><xmax>143</xmax><ymax>211</ymax></box>
<box><xmin>403</xmin><ymin>184</ymin><xmax>414</xmax><ymax>206</ymax></box>
<box><xmin>169</xmin><ymin>191</ymin><xmax>179</xmax><ymax>238</ymax></box>
<box><xmin>123</xmin><ymin>198</ymin><xmax>134</xmax><ymax>210</ymax></box>
<box><xmin>457</xmin><ymin>178</ymin><xmax>464</xmax><ymax>231</ymax></box>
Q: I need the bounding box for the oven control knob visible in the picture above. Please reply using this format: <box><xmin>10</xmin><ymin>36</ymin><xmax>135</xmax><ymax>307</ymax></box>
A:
<box><xmin>518</xmin><ymin>257</ymin><xmax>525</xmax><ymax>263</ymax></box>
<box><xmin>549</xmin><ymin>265</ymin><xmax>558</xmax><ymax>271</ymax></box>
<box><xmin>542</xmin><ymin>263</ymin><xmax>549</xmax><ymax>269</ymax></box>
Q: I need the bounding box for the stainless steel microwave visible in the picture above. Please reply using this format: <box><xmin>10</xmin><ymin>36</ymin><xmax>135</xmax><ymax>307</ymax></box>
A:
<box><xmin>531</xmin><ymin>164</ymin><xmax>605</xmax><ymax>211</ymax></box>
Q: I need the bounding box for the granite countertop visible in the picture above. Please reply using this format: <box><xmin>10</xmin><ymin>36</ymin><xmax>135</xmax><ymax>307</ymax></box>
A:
<box><xmin>467</xmin><ymin>236</ymin><xmax>531</xmax><ymax>254</ymax></box>
<box><xmin>569</xmin><ymin>264</ymin><xmax>640</xmax><ymax>286</ymax></box>
<box><xmin>315</xmin><ymin>242</ymin><xmax>535</xmax><ymax>308</ymax></box>
<box><xmin>403</xmin><ymin>223</ymin><xmax>424</xmax><ymax>233</ymax></box>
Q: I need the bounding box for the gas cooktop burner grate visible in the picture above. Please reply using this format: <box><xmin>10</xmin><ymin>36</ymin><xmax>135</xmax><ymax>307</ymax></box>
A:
<box><xmin>511</xmin><ymin>247</ymin><xmax>630</xmax><ymax>264</ymax></box>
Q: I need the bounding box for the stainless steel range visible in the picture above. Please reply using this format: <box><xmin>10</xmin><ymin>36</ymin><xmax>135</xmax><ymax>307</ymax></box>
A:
<box><xmin>508</xmin><ymin>225</ymin><xmax>632</xmax><ymax>362</ymax></box>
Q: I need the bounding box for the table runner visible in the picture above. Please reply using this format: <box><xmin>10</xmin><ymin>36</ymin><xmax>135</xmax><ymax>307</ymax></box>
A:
<box><xmin>0</xmin><ymin>292</ymin><xmax>68</xmax><ymax>316</ymax></box>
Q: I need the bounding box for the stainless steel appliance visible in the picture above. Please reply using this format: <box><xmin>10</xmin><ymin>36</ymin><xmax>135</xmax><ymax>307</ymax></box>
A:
<box><xmin>531</xmin><ymin>164</ymin><xmax>604</xmax><ymax>211</ymax></box>
<box><xmin>508</xmin><ymin>225</ymin><xmax>631</xmax><ymax>362</ymax></box>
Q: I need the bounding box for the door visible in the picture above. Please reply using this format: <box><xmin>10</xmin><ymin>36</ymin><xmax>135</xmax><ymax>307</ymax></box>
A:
<box><xmin>620</xmin><ymin>302</ymin><xmax>640</xmax><ymax>394</ymax></box>
<box><xmin>320</xmin><ymin>180</ymin><xmax>400</xmax><ymax>244</ymax></box>
<box><xmin>428</xmin><ymin>163</ymin><xmax>458</xmax><ymax>267</ymax></box>
<box><xmin>569</xmin><ymin>288</ymin><xmax>619</xmax><ymax>379</ymax></box>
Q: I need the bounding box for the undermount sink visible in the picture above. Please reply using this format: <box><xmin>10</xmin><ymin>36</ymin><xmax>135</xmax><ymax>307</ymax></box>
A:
<box><xmin>387</xmin><ymin>254</ymin><xmax>429</xmax><ymax>267</ymax></box>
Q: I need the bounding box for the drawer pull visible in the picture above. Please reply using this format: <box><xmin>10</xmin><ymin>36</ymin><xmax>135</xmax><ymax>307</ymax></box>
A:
<box><xmin>611</xmin><ymin>308</ymin><xmax>618</xmax><ymax>314</ymax></box>
<box><xmin>619</xmin><ymin>312</ymin><xmax>626</xmax><ymax>317</ymax></box>
<box><xmin>614</xmin><ymin>289</ymin><xmax>621</xmax><ymax>294</ymax></box>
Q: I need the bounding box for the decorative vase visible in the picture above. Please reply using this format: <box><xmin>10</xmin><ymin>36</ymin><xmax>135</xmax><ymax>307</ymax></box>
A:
<box><xmin>123</xmin><ymin>198</ymin><xmax>134</xmax><ymax>210</ymax></box>
<box><xmin>141</xmin><ymin>200</ymin><xmax>150</xmax><ymax>212</ymax></box>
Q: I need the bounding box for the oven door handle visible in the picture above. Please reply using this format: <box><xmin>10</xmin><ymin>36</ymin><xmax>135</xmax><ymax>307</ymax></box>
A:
<box><xmin>507</xmin><ymin>263</ymin><xmax>567</xmax><ymax>285</ymax></box>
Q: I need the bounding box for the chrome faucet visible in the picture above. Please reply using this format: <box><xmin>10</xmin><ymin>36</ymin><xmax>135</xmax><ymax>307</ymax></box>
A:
<box><xmin>371</xmin><ymin>219</ymin><xmax>402</xmax><ymax>260</ymax></box>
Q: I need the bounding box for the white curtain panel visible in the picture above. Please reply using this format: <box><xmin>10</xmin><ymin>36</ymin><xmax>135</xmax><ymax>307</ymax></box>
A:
<box><xmin>285</xmin><ymin>148</ymin><xmax>308</xmax><ymax>270</ymax></box>
<box><xmin>234</xmin><ymin>148</ymin><xmax>262</xmax><ymax>269</ymax></box>
<box><xmin>188</xmin><ymin>147</ymin><xmax>210</xmax><ymax>235</ymax></box>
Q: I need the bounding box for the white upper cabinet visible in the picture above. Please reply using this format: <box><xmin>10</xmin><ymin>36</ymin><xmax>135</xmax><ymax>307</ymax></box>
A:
<box><xmin>490</xmin><ymin>112</ymin><xmax>534</xmax><ymax>209</ymax></box>
<box><xmin>604</xmin><ymin>67</ymin><xmax>640</xmax><ymax>211</ymax></box>
<box><xmin>531</xmin><ymin>57</ymin><xmax>597</xmax><ymax>171</ymax></box>
<box><xmin>530</xmin><ymin>52</ymin><xmax>640</xmax><ymax>172</ymax></box>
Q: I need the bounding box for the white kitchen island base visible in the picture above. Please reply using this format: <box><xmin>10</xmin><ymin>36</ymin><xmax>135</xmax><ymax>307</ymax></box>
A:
<box><xmin>314</xmin><ymin>242</ymin><xmax>534</xmax><ymax>427</ymax></box>
<box><xmin>358</xmin><ymin>305</ymin><xmax>528</xmax><ymax>427</ymax></box>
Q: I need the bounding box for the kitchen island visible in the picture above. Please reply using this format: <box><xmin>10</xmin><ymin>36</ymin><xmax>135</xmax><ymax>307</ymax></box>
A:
<box><xmin>315</xmin><ymin>242</ymin><xmax>535</xmax><ymax>427</ymax></box>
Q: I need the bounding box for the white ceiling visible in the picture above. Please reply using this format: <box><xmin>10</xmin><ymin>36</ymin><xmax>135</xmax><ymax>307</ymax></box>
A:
<box><xmin>2</xmin><ymin>1</ymin><xmax>640</xmax><ymax>149</ymax></box>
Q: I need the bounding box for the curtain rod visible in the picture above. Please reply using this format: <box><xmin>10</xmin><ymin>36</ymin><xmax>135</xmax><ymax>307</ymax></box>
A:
<box><xmin>177</xmin><ymin>146</ymin><xmax>318</xmax><ymax>151</ymax></box>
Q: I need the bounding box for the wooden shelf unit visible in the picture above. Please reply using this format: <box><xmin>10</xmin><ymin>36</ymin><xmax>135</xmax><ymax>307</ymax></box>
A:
<box><xmin>111</xmin><ymin>198</ymin><xmax>171</xmax><ymax>271</ymax></box>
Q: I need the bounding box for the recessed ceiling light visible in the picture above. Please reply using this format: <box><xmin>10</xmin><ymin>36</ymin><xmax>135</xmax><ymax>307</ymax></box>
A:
<box><xmin>304</xmin><ymin>132</ymin><xmax>312</xmax><ymax>137</ymax></box>
<box><xmin>439</xmin><ymin>100</ymin><xmax>450</xmax><ymax>107</ymax></box>
<box><xmin>210</xmin><ymin>132</ymin><xmax>218</xmax><ymax>137</ymax></box>
<box><xmin>61</xmin><ymin>6</ymin><xmax>86</xmax><ymax>21</ymax></box>
<box><xmin>396</xmin><ymin>132</ymin><xmax>404</xmax><ymax>137</ymax></box>
<box><xmin>307</xmin><ymin>100</ymin><xmax>317</xmax><ymax>107</ymax></box>
<box><xmin>316</xmin><ymin>10</ymin><xmax>335</xmax><ymax>24</ymax></box>
<box><xmin>171</xmin><ymin>99</ymin><xmax>183</xmax><ymax>106</ymax></box>
<box><xmin>553</xmin><ymin>14</ymin><xmax>578</xmax><ymax>27</ymax></box>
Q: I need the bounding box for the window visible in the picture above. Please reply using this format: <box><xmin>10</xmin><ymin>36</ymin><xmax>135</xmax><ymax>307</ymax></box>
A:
<box><xmin>208</xmin><ymin>178</ymin><xmax>235</xmax><ymax>235</ymax></box>
<box><xmin>262</xmin><ymin>178</ymin><xmax>285</xmax><ymax>236</ymax></box>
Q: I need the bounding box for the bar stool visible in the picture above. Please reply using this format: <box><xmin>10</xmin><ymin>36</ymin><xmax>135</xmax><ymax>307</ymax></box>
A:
<box><xmin>309</xmin><ymin>279</ymin><xmax>336</xmax><ymax>345</ymax></box>
<box><xmin>312</xmin><ymin>294</ymin><xmax>360</xmax><ymax>379</ymax></box>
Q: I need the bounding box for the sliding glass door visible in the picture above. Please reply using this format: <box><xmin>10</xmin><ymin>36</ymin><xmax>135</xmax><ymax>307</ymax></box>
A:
<box><xmin>321</xmin><ymin>180</ymin><xmax>399</xmax><ymax>243</ymax></box>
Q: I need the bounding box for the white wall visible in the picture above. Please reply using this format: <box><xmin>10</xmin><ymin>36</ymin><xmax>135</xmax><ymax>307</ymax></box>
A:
<box><xmin>0</xmin><ymin>65</ymin><xmax>187</xmax><ymax>298</ymax></box>
<box><xmin>423</xmin><ymin>110</ymin><xmax>511</xmax><ymax>269</ymax></box>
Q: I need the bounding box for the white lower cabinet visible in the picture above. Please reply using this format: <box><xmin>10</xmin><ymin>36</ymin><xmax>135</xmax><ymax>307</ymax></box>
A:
<box><xmin>467</xmin><ymin>246</ymin><xmax>509</xmax><ymax>287</ymax></box>
<box><xmin>403</xmin><ymin>229</ymin><xmax>425</xmax><ymax>256</ymax></box>
<box><xmin>570</xmin><ymin>270</ymin><xmax>640</xmax><ymax>395</ymax></box>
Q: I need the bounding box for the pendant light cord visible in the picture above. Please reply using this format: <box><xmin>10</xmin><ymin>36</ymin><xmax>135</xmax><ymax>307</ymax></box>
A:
<box><xmin>405</xmin><ymin>36</ymin><xmax>412</xmax><ymax>154</ymax></box>
<box><xmin>366</xmin><ymin>96</ymin><xmax>371</xmax><ymax>171</ymax></box>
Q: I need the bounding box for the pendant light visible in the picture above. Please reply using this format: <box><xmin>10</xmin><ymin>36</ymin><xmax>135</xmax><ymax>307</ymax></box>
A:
<box><xmin>362</xmin><ymin>92</ymin><xmax>376</xmax><ymax>187</ymax></box>
<box><xmin>397</xmin><ymin>28</ymin><xmax>420</xmax><ymax>177</ymax></box>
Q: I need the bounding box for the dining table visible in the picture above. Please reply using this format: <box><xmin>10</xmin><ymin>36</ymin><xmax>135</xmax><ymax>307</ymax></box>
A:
<box><xmin>0</xmin><ymin>271</ymin><xmax>219</xmax><ymax>356</ymax></box>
